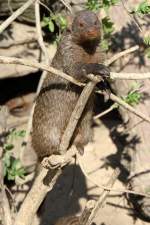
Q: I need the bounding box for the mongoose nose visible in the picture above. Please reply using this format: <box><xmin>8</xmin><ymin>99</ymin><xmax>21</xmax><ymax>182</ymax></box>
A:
<box><xmin>87</xmin><ymin>28</ymin><xmax>99</xmax><ymax>38</ymax></box>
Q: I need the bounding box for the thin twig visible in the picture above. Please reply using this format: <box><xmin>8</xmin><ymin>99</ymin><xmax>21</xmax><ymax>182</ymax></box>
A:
<box><xmin>0</xmin><ymin>56</ymin><xmax>83</xmax><ymax>86</ymax></box>
<box><xmin>94</xmin><ymin>103</ymin><xmax>118</xmax><ymax>120</ymax></box>
<box><xmin>79</xmin><ymin>200</ymin><xmax>96</xmax><ymax>225</ymax></box>
<box><xmin>1</xmin><ymin>56</ymin><xmax>150</xmax><ymax>81</ymax></box>
<box><xmin>121</xmin><ymin>0</ymin><xmax>142</xmax><ymax>32</ymax></box>
<box><xmin>86</xmin><ymin>169</ymin><xmax>120</xmax><ymax>225</ymax></box>
<box><xmin>0</xmin><ymin>56</ymin><xmax>150</xmax><ymax>125</ymax></box>
<box><xmin>0</xmin><ymin>0</ymin><xmax>36</xmax><ymax>34</ymax></box>
<box><xmin>60</xmin><ymin>74</ymin><xmax>101</xmax><ymax>154</ymax></box>
<box><xmin>105</xmin><ymin>45</ymin><xmax>139</xmax><ymax>66</ymax></box>
<box><xmin>20</xmin><ymin>0</ymin><xmax>50</xmax><ymax>163</ymax></box>
<box><xmin>77</xmin><ymin>153</ymin><xmax>150</xmax><ymax>198</ymax></box>
<box><xmin>109</xmin><ymin>72</ymin><xmax>150</xmax><ymax>80</ymax></box>
<box><xmin>97</xmin><ymin>90</ymin><xmax>150</xmax><ymax>124</ymax></box>
<box><xmin>14</xmin><ymin>78</ymin><xmax>98</xmax><ymax>225</ymax></box>
<box><xmin>59</xmin><ymin>0</ymin><xmax>73</xmax><ymax>14</ymax></box>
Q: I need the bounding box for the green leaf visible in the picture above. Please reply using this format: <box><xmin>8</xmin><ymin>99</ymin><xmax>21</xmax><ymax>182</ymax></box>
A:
<box><xmin>100</xmin><ymin>39</ymin><xmax>110</xmax><ymax>51</ymax></box>
<box><xmin>7</xmin><ymin>172</ymin><xmax>15</xmax><ymax>181</ymax></box>
<box><xmin>12</xmin><ymin>159</ymin><xmax>22</xmax><ymax>171</ymax></box>
<box><xmin>3</xmin><ymin>151</ymin><xmax>11</xmax><ymax>168</ymax></box>
<box><xmin>86</xmin><ymin>0</ymin><xmax>101</xmax><ymax>11</ymax></box>
<box><xmin>144</xmin><ymin>35</ymin><xmax>150</xmax><ymax>46</ymax></box>
<box><xmin>4</xmin><ymin>143</ymin><xmax>14</xmax><ymax>151</ymax></box>
<box><xmin>145</xmin><ymin>47</ymin><xmax>150</xmax><ymax>58</ymax></box>
<box><xmin>56</xmin><ymin>15</ymin><xmax>67</xmax><ymax>30</ymax></box>
<box><xmin>102</xmin><ymin>0</ymin><xmax>120</xmax><ymax>9</ymax></box>
<box><xmin>124</xmin><ymin>90</ymin><xmax>142</xmax><ymax>106</ymax></box>
<box><xmin>136</xmin><ymin>0</ymin><xmax>150</xmax><ymax>14</ymax></box>
<box><xmin>48</xmin><ymin>20</ymin><xmax>55</xmax><ymax>32</ymax></box>
<box><xmin>102</xmin><ymin>17</ymin><xmax>114</xmax><ymax>36</ymax></box>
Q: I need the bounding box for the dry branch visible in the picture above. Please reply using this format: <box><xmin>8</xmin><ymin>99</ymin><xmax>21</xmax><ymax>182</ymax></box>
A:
<box><xmin>60</xmin><ymin>74</ymin><xmax>101</xmax><ymax>154</ymax></box>
<box><xmin>0</xmin><ymin>0</ymin><xmax>36</xmax><ymax>34</ymax></box>
<box><xmin>97</xmin><ymin>91</ymin><xmax>150</xmax><ymax>124</ymax></box>
<box><xmin>94</xmin><ymin>103</ymin><xmax>118</xmax><ymax>120</ymax></box>
<box><xmin>14</xmin><ymin>77</ymin><xmax>98</xmax><ymax>225</ymax></box>
<box><xmin>105</xmin><ymin>45</ymin><xmax>139</xmax><ymax>66</ymax></box>
<box><xmin>0</xmin><ymin>56</ymin><xmax>83</xmax><ymax>86</ymax></box>
<box><xmin>77</xmin><ymin>153</ymin><xmax>150</xmax><ymax>198</ymax></box>
<box><xmin>110</xmin><ymin>72</ymin><xmax>150</xmax><ymax>80</ymax></box>
<box><xmin>86</xmin><ymin>169</ymin><xmax>120</xmax><ymax>225</ymax></box>
<box><xmin>1</xmin><ymin>56</ymin><xmax>150</xmax><ymax>81</ymax></box>
<box><xmin>79</xmin><ymin>200</ymin><xmax>96</xmax><ymax>225</ymax></box>
<box><xmin>0</xmin><ymin>56</ymin><xmax>150</xmax><ymax>125</ymax></box>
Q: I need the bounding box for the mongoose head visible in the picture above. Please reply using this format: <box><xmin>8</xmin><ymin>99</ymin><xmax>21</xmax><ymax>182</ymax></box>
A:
<box><xmin>72</xmin><ymin>10</ymin><xmax>101</xmax><ymax>45</ymax></box>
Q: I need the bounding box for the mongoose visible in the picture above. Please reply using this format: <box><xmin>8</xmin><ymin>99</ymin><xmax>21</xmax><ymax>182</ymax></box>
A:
<box><xmin>32</xmin><ymin>10</ymin><xmax>110</xmax><ymax>160</ymax></box>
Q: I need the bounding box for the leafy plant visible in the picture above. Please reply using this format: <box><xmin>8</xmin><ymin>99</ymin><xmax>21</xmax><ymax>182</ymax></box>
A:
<box><xmin>100</xmin><ymin>16</ymin><xmax>115</xmax><ymax>50</ymax></box>
<box><xmin>145</xmin><ymin>47</ymin><xmax>150</xmax><ymax>58</ymax></box>
<box><xmin>123</xmin><ymin>90</ymin><xmax>142</xmax><ymax>106</ymax></box>
<box><xmin>86</xmin><ymin>0</ymin><xmax>120</xmax><ymax>11</ymax></box>
<box><xmin>144</xmin><ymin>35</ymin><xmax>150</xmax><ymax>46</ymax></box>
<box><xmin>102</xmin><ymin>17</ymin><xmax>114</xmax><ymax>36</ymax></box>
<box><xmin>2</xmin><ymin>129</ymin><xmax>26</xmax><ymax>182</ymax></box>
<box><xmin>86</xmin><ymin>0</ymin><xmax>101</xmax><ymax>11</ymax></box>
<box><xmin>102</xmin><ymin>0</ymin><xmax>120</xmax><ymax>10</ymax></box>
<box><xmin>136</xmin><ymin>0</ymin><xmax>150</xmax><ymax>15</ymax></box>
<box><xmin>41</xmin><ymin>14</ymin><xmax>67</xmax><ymax>33</ymax></box>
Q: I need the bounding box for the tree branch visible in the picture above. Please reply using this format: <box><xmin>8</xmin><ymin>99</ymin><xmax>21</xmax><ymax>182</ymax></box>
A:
<box><xmin>60</xmin><ymin>74</ymin><xmax>101</xmax><ymax>154</ymax></box>
<box><xmin>105</xmin><ymin>45</ymin><xmax>139</xmax><ymax>66</ymax></box>
<box><xmin>1</xmin><ymin>56</ymin><xmax>150</xmax><ymax>81</ymax></box>
<box><xmin>0</xmin><ymin>56</ymin><xmax>83</xmax><ymax>86</ymax></box>
<box><xmin>97</xmin><ymin>90</ymin><xmax>150</xmax><ymax>123</ymax></box>
<box><xmin>0</xmin><ymin>56</ymin><xmax>150</xmax><ymax>125</ymax></box>
<box><xmin>0</xmin><ymin>0</ymin><xmax>36</xmax><ymax>34</ymax></box>
<box><xmin>14</xmin><ymin>77</ymin><xmax>98</xmax><ymax>225</ymax></box>
<box><xmin>86</xmin><ymin>169</ymin><xmax>120</xmax><ymax>225</ymax></box>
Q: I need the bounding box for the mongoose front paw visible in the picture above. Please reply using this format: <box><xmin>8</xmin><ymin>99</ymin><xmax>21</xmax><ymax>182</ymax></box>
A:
<box><xmin>94</xmin><ymin>64</ymin><xmax>110</xmax><ymax>78</ymax></box>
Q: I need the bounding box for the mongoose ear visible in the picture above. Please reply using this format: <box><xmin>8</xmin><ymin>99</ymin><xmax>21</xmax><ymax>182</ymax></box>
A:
<box><xmin>65</xmin><ymin>15</ymin><xmax>73</xmax><ymax>31</ymax></box>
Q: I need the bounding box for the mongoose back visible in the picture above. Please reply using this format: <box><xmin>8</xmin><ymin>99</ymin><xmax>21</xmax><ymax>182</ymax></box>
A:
<box><xmin>32</xmin><ymin>10</ymin><xmax>110</xmax><ymax>159</ymax></box>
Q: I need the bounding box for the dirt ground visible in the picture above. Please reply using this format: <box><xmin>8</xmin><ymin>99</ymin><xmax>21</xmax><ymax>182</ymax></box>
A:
<box><xmin>8</xmin><ymin>111</ymin><xmax>150</xmax><ymax>225</ymax></box>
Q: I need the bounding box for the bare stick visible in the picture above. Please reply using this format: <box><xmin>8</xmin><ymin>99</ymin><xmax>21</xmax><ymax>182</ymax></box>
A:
<box><xmin>14</xmin><ymin>167</ymin><xmax>61</xmax><ymax>225</ymax></box>
<box><xmin>77</xmin><ymin>153</ymin><xmax>150</xmax><ymax>198</ymax></box>
<box><xmin>14</xmin><ymin>146</ymin><xmax>77</xmax><ymax>225</ymax></box>
<box><xmin>14</xmin><ymin>77</ymin><xmax>99</xmax><ymax>225</ymax></box>
<box><xmin>97</xmin><ymin>90</ymin><xmax>150</xmax><ymax>124</ymax></box>
<box><xmin>109</xmin><ymin>72</ymin><xmax>150</xmax><ymax>80</ymax></box>
<box><xmin>0</xmin><ymin>56</ymin><xmax>150</xmax><ymax>124</ymax></box>
<box><xmin>1</xmin><ymin>56</ymin><xmax>150</xmax><ymax>81</ymax></box>
<box><xmin>79</xmin><ymin>200</ymin><xmax>96</xmax><ymax>225</ymax></box>
<box><xmin>35</xmin><ymin>0</ymin><xmax>50</xmax><ymax>94</ymax></box>
<box><xmin>105</xmin><ymin>45</ymin><xmax>139</xmax><ymax>66</ymax></box>
<box><xmin>0</xmin><ymin>56</ymin><xmax>83</xmax><ymax>86</ymax></box>
<box><xmin>94</xmin><ymin>103</ymin><xmax>118</xmax><ymax>120</ymax></box>
<box><xmin>20</xmin><ymin>1</ymin><xmax>50</xmax><ymax>163</ymax></box>
<box><xmin>86</xmin><ymin>169</ymin><xmax>120</xmax><ymax>225</ymax></box>
<box><xmin>59</xmin><ymin>0</ymin><xmax>73</xmax><ymax>14</ymax></box>
<box><xmin>60</xmin><ymin>74</ymin><xmax>101</xmax><ymax>154</ymax></box>
<box><xmin>0</xmin><ymin>0</ymin><xmax>36</xmax><ymax>34</ymax></box>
